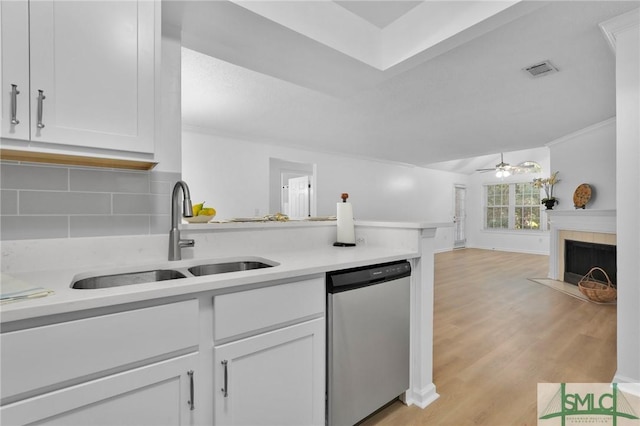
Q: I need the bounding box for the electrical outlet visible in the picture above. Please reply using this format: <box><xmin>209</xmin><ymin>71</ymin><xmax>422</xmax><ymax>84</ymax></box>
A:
<box><xmin>356</xmin><ymin>236</ymin><xmax>367</xmax><ymax>245</ymax></box>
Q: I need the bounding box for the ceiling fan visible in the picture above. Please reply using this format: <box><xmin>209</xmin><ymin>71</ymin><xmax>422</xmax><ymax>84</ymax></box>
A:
<box><xmin>475</xmin><ymin>153</ymin><xmax>536</xmax><ymax>177</ymax></box>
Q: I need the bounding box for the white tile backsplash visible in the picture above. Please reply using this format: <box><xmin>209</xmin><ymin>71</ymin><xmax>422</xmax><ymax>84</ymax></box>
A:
<box><xmin>1</xmin><ymin>216</ymin><xmax>69</xmax><ymax>240</ymax></box>
<box><xmin>0</xmin><ymin>163</ymin><xmax>69</xmax><ymax>190</ymax></box>
<box><xmin>0</xmin><ymin>161</ymin><xmax>180</xmax><ymax>240</ymax></box>
<box><xmin>20</xmin><ymin>191</ymin><xmax>111</xmax><ymax>214</ymax></box>
<box><xmin>1</xmin><ymin>190</ymin><xmax>18</xmax><ymax>214</ymax></box>
<box><xmin>70</xmin><ymin>169</ymin><xmax>151</xmax><ymax>193</ymax></box>
<box><xmin>70</xmin><ymin>215</ymin><xmax>150</xmax><ymax>238</ymax></box>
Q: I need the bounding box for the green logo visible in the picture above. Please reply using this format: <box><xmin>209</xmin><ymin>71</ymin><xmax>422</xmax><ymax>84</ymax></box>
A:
<box><xmin>539</xmin><ymin>383</ymin><xmax>639</xmax><ymax>425</ymax></box>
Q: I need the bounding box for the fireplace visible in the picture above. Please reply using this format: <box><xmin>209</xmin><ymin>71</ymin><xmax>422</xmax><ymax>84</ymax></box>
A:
<box><xmin>547</xmin><ymin>210</ymin><xmax>616</xmax><ymax>282</ymax></box>
<box><xmin>564</xmin><ymin>239</ymin><xmax>617</xmax><ymax>285</ymax></box>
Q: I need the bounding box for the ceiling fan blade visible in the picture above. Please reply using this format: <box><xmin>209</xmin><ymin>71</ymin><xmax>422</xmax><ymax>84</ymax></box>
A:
<box><xmin>475</xmin><ymin>168</ymin><xmax>496</xmax><ymax>172</ymax></box>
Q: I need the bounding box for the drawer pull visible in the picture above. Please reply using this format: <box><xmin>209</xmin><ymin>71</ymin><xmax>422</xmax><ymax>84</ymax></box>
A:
<box><xmin>36</xmin><ymin>90</ymin><xmax>46</xmax><ymax>129</ymax></box>
<box><xmin>10</xmin><ymin>84</ymin><xmax>20</xmax><ymax>125</ymax></box>
<box><xmin>221</xmin><ymin>360</ymin><xmax>228</xmax><ymax>397</ymax></box>
<box><xmin>187</xmin><ymin>370</ymin><xmax>195</xmax><ymax>410</ymax></box>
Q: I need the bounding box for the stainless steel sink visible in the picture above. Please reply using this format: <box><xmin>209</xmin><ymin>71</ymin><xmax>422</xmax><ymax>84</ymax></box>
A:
<box><xmin>72</xmin><ymin>269</ymin><xmax>187</xmax><ymax>289</ymax></box>
<box><xmin>71</xmin><ymin>258</ymin><xmax>277</xmax><ymax>289</ymax></box>
<box><xmin>188</xmin><ymin>261</ymin><xmax>273</xmax><ymax>277</ymax></box>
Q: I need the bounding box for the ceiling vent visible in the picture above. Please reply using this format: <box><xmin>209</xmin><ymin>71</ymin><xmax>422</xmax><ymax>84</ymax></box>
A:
<box><xmin>523</xmin><ymin>60</ymin><xmax>558</xmax><ymax>78</ymax></box>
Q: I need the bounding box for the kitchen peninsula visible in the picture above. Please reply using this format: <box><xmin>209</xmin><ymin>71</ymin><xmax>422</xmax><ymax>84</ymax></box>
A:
<box><xmin>1</xmin><ymin>220</ymin><xmax>445</xmax><ymax>425</ymax></box>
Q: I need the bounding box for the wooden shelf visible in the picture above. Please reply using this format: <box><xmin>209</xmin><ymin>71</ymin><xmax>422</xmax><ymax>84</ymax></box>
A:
<box><xmin>0</xmin><ymin>149</ymin><xmax>157</xmax><ymax>171</ymax></box>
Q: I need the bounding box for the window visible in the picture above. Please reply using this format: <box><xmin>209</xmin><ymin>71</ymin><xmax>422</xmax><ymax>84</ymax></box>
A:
<box><xmin>515</xmin><ymin>183</ymin><xmax>541</xmax><ymax>230</ymax></box>
<box><xmin>486</xmin><ymin>184</ymin><xmax>509</xmax><ymax>229</ymax></box>
<box><xmin>485</xmin><ymin>182</ymin><xmax>543</xmax><ymax>231</ymax></box>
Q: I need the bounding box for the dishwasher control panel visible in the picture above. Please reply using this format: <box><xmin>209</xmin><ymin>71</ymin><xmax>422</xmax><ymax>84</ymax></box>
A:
<box><xmin>326</xmin><ymin>260</ymin><xmax>411</xmax><ymax>293</ymax></box>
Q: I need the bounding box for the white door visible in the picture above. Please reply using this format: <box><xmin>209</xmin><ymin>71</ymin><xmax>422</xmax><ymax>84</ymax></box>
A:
<box><xmin>27</xmin><ymin>0</ymin><xmax>155</xmax><ymax>153</ymax></box>
<box><xmin>214</xmin><ymin>319</ymin><xmax>325</xmax><ymax>426</ymax></box>
<box><xmin>287</xmin><ymin>175</ymin><xmax>310</xmax><ymax>219</ymax></box>
<box><xmin>454</xmin><ymin>185</ymin><xmax>466</xmax><ymax>248</ymax></box>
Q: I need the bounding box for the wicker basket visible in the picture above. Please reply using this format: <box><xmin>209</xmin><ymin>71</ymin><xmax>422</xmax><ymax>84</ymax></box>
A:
<box><xmin>578</xmin><ymin>267</ymin><xmax>617</xmax><ymax>302</ymax></box>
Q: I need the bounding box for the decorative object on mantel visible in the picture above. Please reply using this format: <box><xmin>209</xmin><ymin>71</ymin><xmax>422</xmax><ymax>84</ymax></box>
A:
<box><xmin>533</xmin><ymin>171</ymin><xmax>560</xmax><ymax>210</ymax></box>
<box><xmin>578</xmin><ymin>267</ymin><xmax>617</xmax><ymax>303</ymax></box>
<box><xmin>573</xmin><ymin>183</ymin><xmax>592</xmax><ymax>209</ymax></box>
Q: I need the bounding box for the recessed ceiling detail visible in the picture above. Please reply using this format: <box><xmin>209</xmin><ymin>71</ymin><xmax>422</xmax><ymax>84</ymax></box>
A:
<box><xmin>230</xmin><ymin>0</ymin><xmax>524</xmax><ymax>70</ymax></box>
<box><xmin>334</xmin><ymin>1</ymin><xmax>423</xmax><ymax>29</ymax></box>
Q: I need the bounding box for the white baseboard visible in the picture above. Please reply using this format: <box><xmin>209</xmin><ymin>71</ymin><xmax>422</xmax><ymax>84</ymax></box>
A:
<box><xmin>404</xmin><ymin>383</ymin><xmax>439</xmax><ymax>409</ymax></box>
<box><xmin>434</xmin><ymin>247</ymin><xmax>454</xmax><ymax>254</ymax></box>
<box><xmin>465</xmin><ymin>245</ymin><xmax>549</xmax><ymax>256</ymax></box>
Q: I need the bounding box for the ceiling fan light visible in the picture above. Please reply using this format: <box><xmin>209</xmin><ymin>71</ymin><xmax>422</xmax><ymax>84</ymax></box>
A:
<box><xmin>496</xmin><ymin>169</ymin><xmax>511</xmax><ymax>178</ymax></box>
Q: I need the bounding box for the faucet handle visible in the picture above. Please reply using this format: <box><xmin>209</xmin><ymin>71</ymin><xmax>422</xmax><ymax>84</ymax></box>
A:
<box><xmin>179</xmin><ymin>239</ymin><xmax>195</xmax><ymax>248</ymax></box>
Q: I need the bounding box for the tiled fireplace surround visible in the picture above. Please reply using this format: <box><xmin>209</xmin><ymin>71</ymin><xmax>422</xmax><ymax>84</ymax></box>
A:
<box><xmin>547</xmin><ymin>210</ymin><xmax>617</xmax><ymax>281</ymax></box>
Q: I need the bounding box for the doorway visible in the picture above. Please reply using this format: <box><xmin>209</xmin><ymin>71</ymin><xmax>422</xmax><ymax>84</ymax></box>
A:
<box><xmin>282</xmin><ymin>174</ymin><xmax>310</xmax><ymax>219</ymax></box>
<box><xmin>269</xmin><ymin>158</ymin><xmax>316</xmax><ymax>219</ymax></box>
<box><xmin>454</xmin><ymin>185</ymin><xmax>466</xmax><ymax>249</ymax></box>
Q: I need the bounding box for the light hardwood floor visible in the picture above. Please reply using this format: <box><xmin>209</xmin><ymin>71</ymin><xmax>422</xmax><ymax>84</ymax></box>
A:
<box><xmin>362</xmin><ymin>248</ymin><xmax>617</xmax><ymax>426</ymax></box>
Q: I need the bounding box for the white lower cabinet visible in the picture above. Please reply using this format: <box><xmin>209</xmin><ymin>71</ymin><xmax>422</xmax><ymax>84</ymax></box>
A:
<box><xmin>0</xmin><ymin>299</ymin><xmax>200</xmax><ymax>426</ymax></box>
<box><xmin>1</xmin><ymin>353</ymin><xmax>198</xmax><ymax>426</ymax></box>
<box><xmin>0</xmin><ymin>278</ymin><xmax>327</xmax><ymax>426</ymax></box>
<box><xmin>212</xmin><ymin>277</ymin><xmax>326</xmax><ymax>426</ymax></box>
<box><xmin>214</xmin><ymin>319</ymin><xmax>325</xmax><ymax>426</ymax></box>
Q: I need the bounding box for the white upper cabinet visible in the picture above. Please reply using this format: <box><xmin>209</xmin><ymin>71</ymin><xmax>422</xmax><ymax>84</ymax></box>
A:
<box><xmin>1</xmin><ymin>0</ymin><xmax>156</xmax><ymax>155</ymax></box>
<box><xmin>0</xmin><ymin>0</ymin><xmax>30</xmax><ymax>141</ymax></box>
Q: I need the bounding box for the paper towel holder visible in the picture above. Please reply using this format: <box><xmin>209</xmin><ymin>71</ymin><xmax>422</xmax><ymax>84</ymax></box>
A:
<box><xmin>334</xmin><ymin>193</ymin><xmax>356</xmax><ymax>247</ymax></box>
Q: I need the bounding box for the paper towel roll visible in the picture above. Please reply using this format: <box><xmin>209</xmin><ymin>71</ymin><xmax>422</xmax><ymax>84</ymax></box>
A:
<box><xmin>336</xmin><ymin>202</ymin><xmax>355</xmax><ymax>245</ymax></box>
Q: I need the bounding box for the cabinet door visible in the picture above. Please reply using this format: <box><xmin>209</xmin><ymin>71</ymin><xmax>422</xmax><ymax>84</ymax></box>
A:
<box><xmin>214</xmin><ymin>319</ymin><xmax>325</xmax><ymax>426</ymax></box>
<box><xmin>1</xmin><ymin>353</ymin><xmax>198</xmax><ymax>426</ymax></box>
<box><xmin>0</xmin><ymin>0</ymin><xmax>30</xmax><ymax>140</ymax></box>
<box><xmin>28</xmin><ymin>0</ymin><xmax>155</xmax><ymax>153</ymax></box>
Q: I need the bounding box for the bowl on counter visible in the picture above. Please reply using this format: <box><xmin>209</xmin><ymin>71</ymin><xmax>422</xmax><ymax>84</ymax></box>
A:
<box><xmin>183</xmin><ymin>215</ymin><xmax>215</xmax><ymax>224</ymax></box>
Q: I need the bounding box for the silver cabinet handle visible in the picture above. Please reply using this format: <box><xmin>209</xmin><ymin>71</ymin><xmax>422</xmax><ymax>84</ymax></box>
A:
<box><xmin>10</xmin><ymin>84</ymin><xmax>20</xmax><ymax>125</ymax></box>
<box><xmin>36</xmin><ymin>90</ymin><xmax>46</xmax><ymax>129</ymax></box>
<box><xmin>187</xmin><ymin>370</ymin><xmax>195</xmax><ymax>411</ymax></box>
<box><xmin>221</xmin><ymin>360</ymin><xmax>228</xmax><ymax>397</ymax></box>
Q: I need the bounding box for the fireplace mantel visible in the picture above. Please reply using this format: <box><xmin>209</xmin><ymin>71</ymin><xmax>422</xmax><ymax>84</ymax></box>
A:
<box><xmin>547</xmin><ymin>210</ymin><xmax>616</xmax><ymax>280</ymax></box>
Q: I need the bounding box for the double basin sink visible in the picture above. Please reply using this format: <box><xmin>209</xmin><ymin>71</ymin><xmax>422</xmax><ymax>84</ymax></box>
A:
<box><xmin>72</xmin><ymin>259</ymin><xmax>276</xmax><ymax>289</ymax></box>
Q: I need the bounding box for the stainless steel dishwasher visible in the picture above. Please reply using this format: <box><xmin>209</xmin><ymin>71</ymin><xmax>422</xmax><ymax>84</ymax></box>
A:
<box><xmin>326</xmin><ymin>261</ymin><xmax>411</xmax><ymax>426</ymax></box>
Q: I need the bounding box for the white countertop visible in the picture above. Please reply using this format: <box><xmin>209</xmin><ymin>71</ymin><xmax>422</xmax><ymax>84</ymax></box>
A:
<box><xmin>0</xmin><ymin>245</ymin><xmax>417</xmax><ymax>324</ymax></box>
<box><xmin>181</xmin><ymin>219</ymin><xmax>452</xmax><ymax>231</ymax></box>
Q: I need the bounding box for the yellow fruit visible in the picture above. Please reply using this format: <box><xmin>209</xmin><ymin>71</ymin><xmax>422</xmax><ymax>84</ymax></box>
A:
<box><xmin>192</xmin><ymin>202</ymin><xmax>204</xmax><ymax>216</ymax></box>
<box><xmin>199</xmin><ymin>207</ymin><xmax>216</xmax><ymax>216</ymax></box>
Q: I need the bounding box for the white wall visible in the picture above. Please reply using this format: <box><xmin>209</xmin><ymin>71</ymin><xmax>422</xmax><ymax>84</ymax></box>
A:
<box><xmin>182</xmin><ymin>129</ymin><xmax>468</xmax><ymax>252</ymax></box>
<box><xmin>465</xmin><ymin>147</ymin><xmax>551</xmax><ymax>255</ymax></box>
<box><xmin>153</xmin><ymin>23</ymin><xmax>182</xmax><ymax>173</ymax></box>
<box><xmin>604</xmin><ymin>10</ymin><xmax>640</xmax><ymax>388</ymax></box>
<box><xmin>548</xmin><ymin>118</ymin><xmax>616</xmax><ymax>211</ymax></box>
